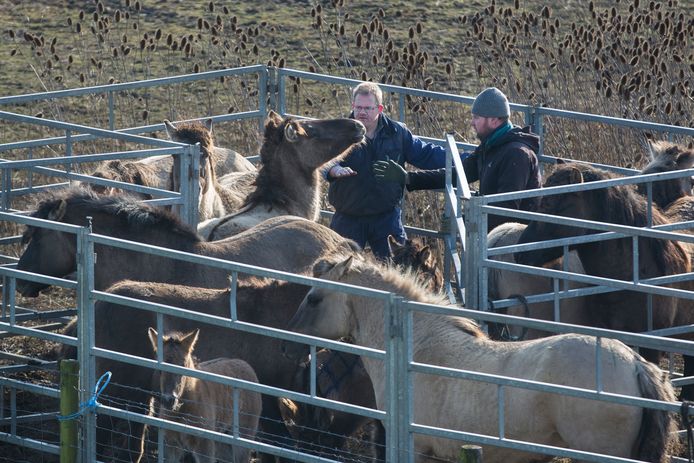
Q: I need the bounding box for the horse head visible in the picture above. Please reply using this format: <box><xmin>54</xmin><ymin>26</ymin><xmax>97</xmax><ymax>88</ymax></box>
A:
<box><xmin>282</xmin><ymin>256</ymin><xmax>356</xmax><ymax>362</ymax></box>
<box><xmin>639</xmin><ymin>140</ymin><xmax>694</xmax><ymax>209</ymax></box>
<box><xmin>17</xmin><ymin>197</ymin><xmax>78</xmax><ymax>297</ymax></box>
<box><xmin>515</xmin><ymin>164</ymin><xmax>598</xmax><ymax>266</ymax></box>
<box><xmin>148</xmin><ymin>327</ymin><xmax>199</xmax><ymax>413</ymax></box>
<box><xmin>389</xmin><ymin>236</ymin><xmax>444</xmax><ymax>292</ymax></box>
<box><xmin>261</xmin><ymin>110</ymin><xmax>365</xmax><ymax>173</ymax></box>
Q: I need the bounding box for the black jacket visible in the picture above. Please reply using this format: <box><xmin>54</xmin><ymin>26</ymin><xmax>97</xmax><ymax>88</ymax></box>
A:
<box><xmin>328</xmin><ymin>113</ymin><xmax>446</xmax><ymax>216</ymax></box>
<box><xmin>407</xmin><ymin>125</ymin><xmax>541</xmax><ymax>230</ymax></box>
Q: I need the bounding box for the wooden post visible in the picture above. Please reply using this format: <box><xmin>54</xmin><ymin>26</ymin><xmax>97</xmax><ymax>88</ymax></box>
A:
<box><xmin>459</xmin><ymin>444</ymin><xmax>483</xmax><ymax>463</ymax></box>
<box><xmin>60</xmin><ymin>359</ymin><xmax>79</xmax><ymax>463</ymax></box>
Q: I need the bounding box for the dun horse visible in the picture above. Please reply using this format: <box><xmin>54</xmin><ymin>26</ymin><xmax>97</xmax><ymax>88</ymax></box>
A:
<box><xmin>283</xmin><ymin>253</ymin><xmax>679</xmax><ymax>463</ymax></box>
<box><xmin>198</xmin><ymin>111</ymin><xmax>365</xmax><ymax>240</ymax></box>
<box><xmin>487</xmin><ymin>222</ymin><xmax>588</xmax><ymax>340</ymax></box>
<box><xmin>15</xmin><ymin>188</ymin><xmax>358</xmax><ymax>296</ymax></box>
<box><xmin>143</xmin><ymin>328</ymin><xmax>261</xmax><ymax>463</ymax></box>
<box><xmin>638</xmin><ymin>140</ymin><xmax>694</xmax><ymax>210</ymax></box>
<box><xmin>165</xmin><ymin>118</ymin><xmax>256</xmax><ymax>221</ymax></box>
<box><xmin>88</xmin><ymin>119</ymin><xmax>254</xmax><ymax>199</ymax></box>
<box><xmin>515</xmin><ymin>163</ymin><xmax>694</xmax><ymax>398</ymax></box>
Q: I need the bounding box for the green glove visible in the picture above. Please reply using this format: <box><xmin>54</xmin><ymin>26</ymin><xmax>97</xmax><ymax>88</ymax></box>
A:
<box><xmin>372</xmin><ymin>159</ymin><xmax>408</xmax><ymax>185</ymax></box>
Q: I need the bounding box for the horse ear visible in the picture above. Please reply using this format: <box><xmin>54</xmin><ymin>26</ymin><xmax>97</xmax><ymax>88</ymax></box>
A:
<box><xmin>147</xmin><ymin>327</ymin><xmax>158</xmax><ymax>351</ymax></box>
<box><xmin>312</xmin><ymin>258</ymin><xmax>334</xmax><ymax>277</ymax></box>
<box><xmin>266</xmin><ymin>110</ymin><xmax>284</xmax><ymax>128</ymax></box>
<box><xmin>203</xmin><ymin>118</ymin><xmax>213</xmax><ymax>132</ymax></box>
<box><xmin>163</xmin><ymin>120</ymin><xmax>176</xmax><ymax>139</ymax></box>
<box><xmin>48</xmin><ymin>200</ymin><xmax>67</xmax><ymax>221</ymax></box>
<box><xmin>568</xmin><ymin>167</ymin><xmax>584</xmax><ymax>184</ymax></box>
<box><xmin>645</xmin><ymin>139</ymin><xmax>658</xmax><ymax>162</ymax></box>
<box><xmin>329</xmin><ymin>256</ymin><xmax>354</xmax><ymax>279</ymax></box>
<box><xmin>180</xmin><ymin>329</ymin><xmax>200</xmax><ymax>353</ymax></box>
<box><xmin>387</xmin><ymin>235</ymin><xmax>403</xmax><ymax>249</ymax></box>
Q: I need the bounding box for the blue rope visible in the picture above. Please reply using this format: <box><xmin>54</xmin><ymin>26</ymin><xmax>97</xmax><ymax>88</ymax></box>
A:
<box><xmin>57</xmin><ymin>371</ymin><xmax>112</xmax><ymax>422</ymax></box>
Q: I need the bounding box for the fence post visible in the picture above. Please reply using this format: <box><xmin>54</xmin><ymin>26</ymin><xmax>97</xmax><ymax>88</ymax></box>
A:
<box><xmin>266</xmin><ymin>66</ymin><xmax>278</xmax><ymax>113</ymax></box>
<box><xmin>464</xmin><ymin>195</ymin><xmax>482</xmax><ymax>310</ymax></box>
<box><xmin>459</xmin><ymin>444</ymin><xmax>483</xmax><ymax>463</ymax></box>
<box><xmin>76</xmin><ymin>223</ymin><xmax>96</xmax><ymax>462</ymax></box>
<box><xmin>60</xmin><ymin>359</ymin><xmax>79</xmax><ymax>463</ymax></box>
<box><xmin>385</xmin><ymin>293</ymin><xmax>406</xmax><ymax>462</ymax></box>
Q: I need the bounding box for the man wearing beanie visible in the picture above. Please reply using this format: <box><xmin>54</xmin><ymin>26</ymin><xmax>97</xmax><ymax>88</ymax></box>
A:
<box><xmin>373</xmin><ymin>87</ymin><xmax>541</xmax><ymax>231</ymax></box>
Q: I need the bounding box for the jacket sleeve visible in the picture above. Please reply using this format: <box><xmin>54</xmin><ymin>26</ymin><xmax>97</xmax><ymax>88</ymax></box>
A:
<box><xmin>462</xmin><ymin>153</ymin><xmax>479</xmax><ymax>184</ymax></box>
<box><xmin>405</xmin><ymin>168</ymin><xmax>447</xmax><ymax>191</ymax></box>
<box><xmin>402</xmin><ymin>129</ymin><xmax>447</xmax><ymax>170</ymax></box>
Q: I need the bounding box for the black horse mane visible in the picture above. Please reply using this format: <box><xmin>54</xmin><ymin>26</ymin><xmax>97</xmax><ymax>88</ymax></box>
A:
<box><xmin>30</xmin><ymin>188</ymin><xmax>201</xmax><ymax>242</ymax></box>
<box><xmin>243</xmin><ymin>114</ymin><xmax>305</xmax><ymax>210</ymax></box>
<box><xmin>549</xmin><ymin>163</ymin><xmax>690</xmax><ymax>275</ymax></box>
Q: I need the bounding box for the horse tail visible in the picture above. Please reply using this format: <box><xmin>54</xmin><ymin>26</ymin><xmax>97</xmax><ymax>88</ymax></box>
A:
<box><xmin>634</xmin><ymin>358</ymin><xmax>680</xmax><ymax>463</ymax></box>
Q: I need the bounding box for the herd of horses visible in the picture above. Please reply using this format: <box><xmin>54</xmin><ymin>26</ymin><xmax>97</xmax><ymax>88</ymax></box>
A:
<box><xmin>9</xmin><ymin>109</ymin><xmax>694</xmax><ymax>463</ymax></box>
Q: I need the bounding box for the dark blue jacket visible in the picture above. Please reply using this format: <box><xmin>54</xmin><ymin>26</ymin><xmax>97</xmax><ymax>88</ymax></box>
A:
<box><xmin>328</xmin><ymin>113</ymin><xmax>446</xmax><ymax>216</ymax></box>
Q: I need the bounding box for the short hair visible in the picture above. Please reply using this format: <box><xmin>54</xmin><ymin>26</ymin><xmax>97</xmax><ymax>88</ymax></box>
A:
<box><xmin>352</xmin><ymin>82</ymin><xmax>383</xmax><ymax>105</ymax></box>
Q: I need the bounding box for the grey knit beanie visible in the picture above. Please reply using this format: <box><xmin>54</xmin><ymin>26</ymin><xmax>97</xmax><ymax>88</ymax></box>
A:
<box><xmin>471</xmin><ymin>87</ymin><xmax>510</xmax><ymax>118</ymax></box>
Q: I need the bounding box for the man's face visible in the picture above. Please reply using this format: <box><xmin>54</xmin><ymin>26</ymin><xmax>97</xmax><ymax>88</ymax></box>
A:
<box><xmin>471</xmin><ymin>114</ymin><xmax>500</xmax><ymax>140</ymax></box>
<box><xmin>352</xmin><ymin>94</ymin><xmax>382</xmax><ymax>130</ymax></box>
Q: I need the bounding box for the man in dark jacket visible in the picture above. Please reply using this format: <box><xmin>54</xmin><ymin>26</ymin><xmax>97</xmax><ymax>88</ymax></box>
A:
<box><xmin>326</xmin><ymin>82</ymin><xmax>447</xmax><ymax>259</ymax></box>
<box><xmin>373</xmin><ymin>87</ymin><xmax>541</xmax><ymax>231</ymax></box>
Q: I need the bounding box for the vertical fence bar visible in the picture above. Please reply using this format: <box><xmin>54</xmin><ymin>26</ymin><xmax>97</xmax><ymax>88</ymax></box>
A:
<box><xmin>258</xmin><ymin>68</ymin><xmax>269</xmax><ymax>130</ymax></box>
<box><xmin>277</xmin><ymin>68</ymin><xmax>287</xmax><ymax>116</ymax></box>
<box><xmin>65</xmin><ymin>129</ymin><xmax>72</xmax><ymax>181</ymax></box>
<box><xmin>108</xmin><ymin>91</ymin><xmax>115</xmax><ymax>131</ymax></box>
<box><xmin>385</xmin><ymin>293</ymin><xmax>403</xmax><ymax>462</ymax></box>
<box><xmin>398</xmin><ymin>93</ymin><xmax>405</xmax><ymax>122</ymax></box>
<box><xmin>497</xmin><ymin>385</ymin><xmax>505</xmax><ymax>439</ymax></box>
<box><xmin>595</xmin><ymin>337</ymin><xmax>603</xmax><ymax>393</ymax></box>
<box><xmin>464</xmin><ymin>196</ymin><xmax>482</xmax><ymax>310</ymax></box>
<box><xmin>76</xmin><ymin>224</ymin><xmax>97</xmax><ymax>462</ymax></box>
<box><xmin>177</xmin><ymin>144</ymin><xmax>200</xmax><ymax>229</ymax></box>
<box><xmin>266</xmin><ymin>67</ymin><xmax>278</xmax><ymax>115</ymax></box>
<box><xmin>60</xmin><ymin>359</ymin><xmax>79</xmax><ymax>463</ymax></box>
<box><xmin>1</xmin><ymin>164</ymin><xmax>10</xmax><ymax>211</ymax></box>
<box><xmin>403</xmin><ymin>300</ymin><xmax>414</xmax><ymax>462</ymax></box>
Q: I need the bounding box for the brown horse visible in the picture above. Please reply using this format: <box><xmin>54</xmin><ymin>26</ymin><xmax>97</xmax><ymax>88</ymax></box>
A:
<box><xmin>59</xmin><ymin>278</ymin><xmax>310</xmax><ymax>462</ymax></box>
<box><xmin>638</xmin><ymin>140</ymin><xmax>694</xmax><ymax>210</ymax></box>
<box><xmin>515</xmin><ymin>163</ymin><xmax>694</xmax><ymax>397</ymax></box>
<box><xmin>165</xmin><ymin>118</ymin><xmax>256</xmax><ymax>221</ymax></box>
<box><xmin>142</xmin><ymin>328</ymin><xmax>261</xmax><ymax>463</ymax></box>
<box><xmin>389</xmin><ymin>235</ymin><xmax>444</xmax><ymax>293</ymax></box>
<box><xmin>15</xmin><ymin>188</ymin><xmax>358</xmax><ymax>296</ymax></box>
<box><xmin>278</xmin><ymin>347</ymin><xmax>384</xmax><ymax>462</ymax></box>
<box><xmin>198</xmin><ymin>111</ymin><xmax>365</xmax><ymax>240</ymax></box>
<box><xmin>283</xmin><ymin>253</ymin><xmax>679</xmax><ymax>463</ymax></box>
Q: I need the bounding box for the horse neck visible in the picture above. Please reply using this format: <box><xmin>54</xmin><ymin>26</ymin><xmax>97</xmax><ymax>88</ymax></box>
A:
<box><xmin>253</xmin><ymin>149</ymin><xmax>321</xmax><ymax>219</ymax></box>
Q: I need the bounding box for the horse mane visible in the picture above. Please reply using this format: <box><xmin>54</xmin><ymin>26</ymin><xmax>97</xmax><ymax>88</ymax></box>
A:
<box><xmin>328</xmin><ymin>253</ymin><xmax>485</xmax><ymax>338</ymax></box>
<box><xmin>30</xmin><ymin>188</ymin><xmax>201</xmax><ymax>242</ymax></box>
<box><xmin>242</xmin><ymin>115</ymin><xmax>307</xmax><ymax>210</ymax></box>
<box><xmin>551</xmin><ymin>164</ymin><xmax>690</xmax><ymax>276</ymax></box>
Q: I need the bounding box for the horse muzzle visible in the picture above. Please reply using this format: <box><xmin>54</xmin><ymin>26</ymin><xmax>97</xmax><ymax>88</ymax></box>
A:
<box><xmin>16</xmin><ymin>279</ymin><xmax>47</xmax><ymax>298</ymax></box>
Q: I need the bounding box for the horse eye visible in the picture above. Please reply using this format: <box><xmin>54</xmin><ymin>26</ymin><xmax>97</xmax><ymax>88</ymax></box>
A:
<box><xmin>306</xmin><ymin>293</ymin><xmax>322</xmax><ymax>306</ymax></box>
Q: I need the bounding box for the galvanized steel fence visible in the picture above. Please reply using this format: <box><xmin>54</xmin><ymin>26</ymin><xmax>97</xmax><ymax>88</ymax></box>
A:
<box><xmin>1</xmin><ymin>65</ymin><xmax>694</xmax><ymax>462</ymax></box>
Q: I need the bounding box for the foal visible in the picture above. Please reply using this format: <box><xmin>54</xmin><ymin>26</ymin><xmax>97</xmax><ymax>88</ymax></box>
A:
<box><xmin>145</xmin><ymin>328</ymin><xmax>261</xmax><ymax>463</ymax></box>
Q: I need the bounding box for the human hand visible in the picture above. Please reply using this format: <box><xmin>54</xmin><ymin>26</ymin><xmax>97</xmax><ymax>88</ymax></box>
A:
<box><xmin>372</xmin><ymin>159</ymin><xmax>408</xmax><ymax>185</ymax></box>
<box><xmin>329</xmin><ymin>165</ymin><xmax>357</xmax><ymax>178</ymax></box>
